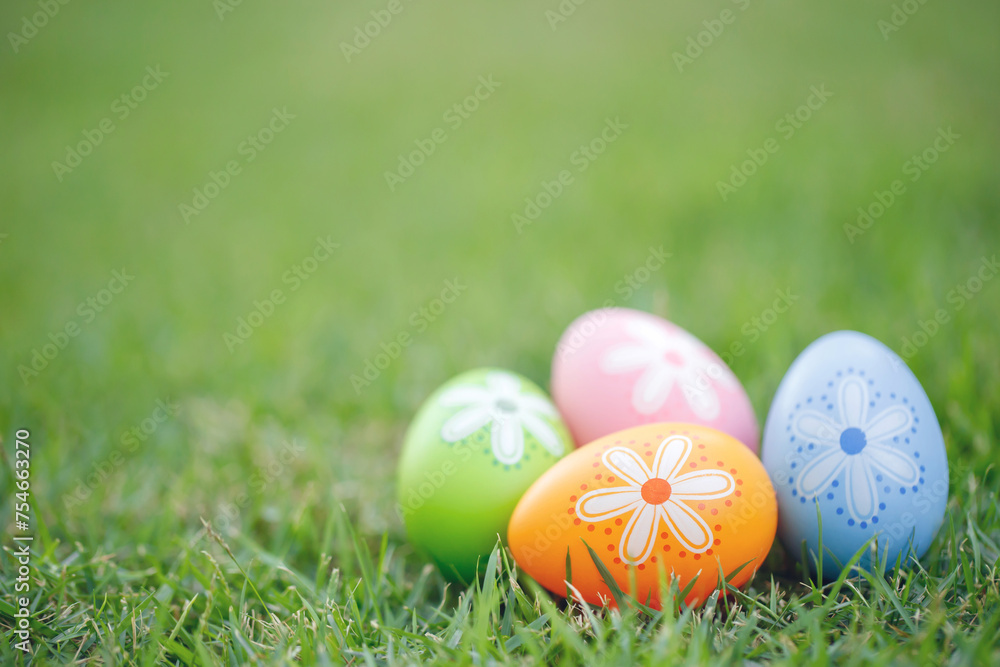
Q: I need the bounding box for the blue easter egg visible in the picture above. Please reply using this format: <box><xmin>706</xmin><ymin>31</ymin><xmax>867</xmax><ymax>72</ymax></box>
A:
<box><xmin>761</xmin><ymin>330</ymin><xmax>948</xmax><ymax>576</ymax></box>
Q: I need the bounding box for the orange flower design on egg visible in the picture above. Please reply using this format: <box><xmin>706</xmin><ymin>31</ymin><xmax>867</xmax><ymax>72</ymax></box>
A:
<box><xmin>576</xmin><ymin>437</ymin><xmax>735</xmax><ymax>565</ymax></box>
<box><xmin>508</xmin><ymin>423</ymin><xmax>777</xmax><ymax>608</ymax></box>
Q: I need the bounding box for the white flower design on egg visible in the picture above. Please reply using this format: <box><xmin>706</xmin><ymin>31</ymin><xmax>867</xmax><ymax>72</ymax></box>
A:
<box><xmin>575</xmin><ymin>436</ymin><xmax>735</xmax><ymax>565</ymax></box>
<box><xmin>600</xmin><ymin>317</ymin><xmax>738</xmax><ymax>419</ymax></box>
<box><xmin>793</xmin><ymin>376</ymin><xmax>920</xmax><ymax>522</ymax></box>
<box><xmin>439</xmin><ymin>371</ymin><xmax>565</xmax><ymax>466</ymax></box>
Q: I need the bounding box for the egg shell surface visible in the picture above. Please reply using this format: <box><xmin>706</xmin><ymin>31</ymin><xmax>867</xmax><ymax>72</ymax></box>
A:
<box><xmin>508</xmin><ymin>423</ymin><xmax>776</xmax><ymax>608</ymax></box>
<box><xmin>761</xmin><ymin>331</ymin><xmax>948</xmax><ymax>576</ymax></box>
<box><xmin>551</xmin><ymin>308</ymin><xmax>759</xmax><ymax>451</ymax></box>
<box><xmin>398</xmin><ymin>368</ymin><xmax>572</xmax><ymax>583</ymax></box>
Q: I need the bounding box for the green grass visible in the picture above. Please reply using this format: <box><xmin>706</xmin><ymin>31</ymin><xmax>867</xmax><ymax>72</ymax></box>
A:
<box><xmin>1</xmin><ymin>0</ymin><xmax>999</xmax><ymax>664</ymax></box>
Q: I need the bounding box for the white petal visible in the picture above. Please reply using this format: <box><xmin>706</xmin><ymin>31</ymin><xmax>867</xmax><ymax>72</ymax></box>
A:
<box><xmin>485</xmin><ymin>371</ymin><xmax>521</xmax><ymax>396</ymax></box>
<box><xmin>576</xmin><ymin>488</ymin><xmax>643</xmax><ymax>521</ymax></box>
<box><xmin>865</xmin><ymin>443</ymin><xmax>919</xmax><ymax>484</ymax></box>
<box><xmin>621</xmin><ymin>503</ymin><xmax>659</xmax><ymax>564</ymax></box>
<box><xmin>518</xmin><ymin>394</ymin><xmax>558</xmax><ymax>418</ymax></box>
<box><xmin>603</xmin><ymin>447</ymin><xmax>652</xmax><ymax>486</ymax></box>
<box><xmin>440</xmin><ymin>406</ymin><xmax>492</xmax><ymax>442</ymax></box>
<box><xmin>864</xmin><ymin>406</ymin><xmax>912</xmax><ymax>442</ymax></box>
<box><xmin>845</xmin><ymin>456</ymin><xmax>876</xmax><ymax>520</ymax></box>
<box><xmin>670</xmin><ymin>470</ymin><xmax>735</xmax><ymax>500</ymax></box>
<box><xmin>520</xmin><ymin>412</ymin><xmax>564</xmax><ymax>457</ymax></box>
<box><xmin>600</xmin><ymin>344</ymin><xmax>657</xmax><ymax>373</ymax></box>
<box><xmin>662</xmin><ymin>501</ymin><xmax>713</xmax><ymax>553</ymax></box>
<box><xmin>794</xmin><ymin>410</ymin><xmax>842</xmax><ymax>444</ymax></box>
<box><xmin>624</xmin><ymin>317</ymin><xmax>672</xmax><ymax>350</ymax></box>
<box><xmin>678</xmin><ymin>370</ymin><xmax>721</xmax><ymax>420</ymax></box>
<box><xmin>653</xmin><ymin>436</ymin><xmax>691</xmax><ymax>481</ymax></box>
<box><xmin>632</xmin><ymin>365</ymin><xmax>676</xmax><ymax>415</ymax></box>
<box><xmin>839</xmin><ymin>377</ymin><xmax>868</xmax><ymax>428</ymax></box>
<box><xmin>438</xmin><ymin>385</ymin><xmax>491</xmax><ymax>407</ymax></box>
<box><xmin>491</xmin><ymin>417</ymin><xmax>524</xmax><ymax>465</ymax></box>
<box><xmin>796</xmin><ymin>448</ymin><xmax>849</xmax><ymax>497</ymax></box>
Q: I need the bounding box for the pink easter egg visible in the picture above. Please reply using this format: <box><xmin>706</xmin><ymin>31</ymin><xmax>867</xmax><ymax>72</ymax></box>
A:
<box><xmin>551</xmin><ymin>308</ymin><xmax>759</xmax><ymax>452</ymax></box>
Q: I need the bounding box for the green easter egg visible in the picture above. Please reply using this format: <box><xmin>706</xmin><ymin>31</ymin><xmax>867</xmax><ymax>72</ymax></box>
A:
<box><xmin>397</xmin><ymin>368</ymin><xmax>572</xmax><ymax>583</ymax></box>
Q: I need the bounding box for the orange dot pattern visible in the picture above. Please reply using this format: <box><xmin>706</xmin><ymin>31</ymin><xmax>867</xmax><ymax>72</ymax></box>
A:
<box><xmin>508</xmin><ymin>422</ymin><xmax>778</xmax><ymax>613</ymax></box>
<box><xmin>568</xmin><ymin>428</ymin><xmax>744</xmax><ymax>567</ymax></box>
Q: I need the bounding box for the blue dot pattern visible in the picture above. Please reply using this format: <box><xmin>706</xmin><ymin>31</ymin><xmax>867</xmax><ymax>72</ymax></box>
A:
<box><xmin>761</xmin><ymin>331</ymin><xmax>949</xmax><ymax>577</ymax></box>
<box><xmin>781</xmin><ymin>367</ymin><xmax>927</xmax><ymax>531</ymax></box>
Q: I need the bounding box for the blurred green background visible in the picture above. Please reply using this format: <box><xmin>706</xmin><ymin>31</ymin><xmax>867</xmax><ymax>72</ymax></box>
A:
<box><xmin>1</xmin><ymin>0</ymin><xmax>998</xmax><ymax>571</ymax></box>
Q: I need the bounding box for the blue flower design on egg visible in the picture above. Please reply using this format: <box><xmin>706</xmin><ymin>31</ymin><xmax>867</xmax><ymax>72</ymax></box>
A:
<box><xmin>763</xmin><ymin>330</ymin><xmax>948</xmax><ymax>578</ymax></box>
<box><xmin>791</xmin><ymin>375</ymin><xmax>919</xmax><ymax>523</ymax></box>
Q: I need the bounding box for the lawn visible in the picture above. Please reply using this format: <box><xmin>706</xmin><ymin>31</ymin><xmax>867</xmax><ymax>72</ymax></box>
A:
<box><xmin>1</xmin><ymin>0</ymin><xmax>999</xmax><ymax>664</ymax></box>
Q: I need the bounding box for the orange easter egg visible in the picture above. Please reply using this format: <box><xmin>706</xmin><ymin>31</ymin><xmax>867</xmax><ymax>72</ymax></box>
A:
<box><xmin>508</xmin><ymin>423</ymin><xmax>776</xmax><ymax>608</ymax></box>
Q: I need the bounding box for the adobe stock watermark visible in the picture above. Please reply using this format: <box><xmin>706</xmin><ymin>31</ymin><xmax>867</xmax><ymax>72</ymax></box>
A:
<box><xmin>514</xmin><ymin>508</ymin><xmax>580</xmax><ymax>567</ymax></box>
<box><xmin>340</xmin><ymin>0</ymin><xmax>417</xmax><ymax>63</ymax></box>
<box><xmin>681</xmin><ymin>288</ymin><xmax>799</xmax><ymax>400</ymax></box>
<box><xmin>718</xmin><ymin>288</ymin><xmax>799</xmax><ymax>365</ymax></box>
<box><xmin>396</xmin><ymin>439</ymin><xmax>474</xmax><ymax>520</ymax></box>
<box><xmin>7</xmin><ymin>0</ymin><xmax>72</xmax><ymax>54</ymax></box>
<box><xmin>613</xmin><ymin>246</ymin><xmax>672</xmax><ymax>301</ymax></box>
<box><xmin>720</xmin><ymin>477</ymin><xmax>776</xmax><ymax>533</ymax></box>
<box><xmin>384</xmin><ymin>75</ymin><xmax>501</xmax><ymax>192</ymax></box>
<box><xmin>555</xmin><ymin>246</ymin><xmax>672</xmax><ymax>360</ymax></box>
<box><xmin>179</xmin><ymin>107</ymin><xmax>295</xmax><ymax>224</ymax></box>
<box><xmin>512</xmin><ymin>117</ymin><xmax>628</xmax><ymax>233</ymax></box>
<box><xmin>673</xmin><ymin>0</ymin><xmax>752</xmax><ymax>73</ymax></box>
<box><xmin>844</xmin><ymin>127</ymin><xmax>959</xmax><ymax>243</ymax></box>
<box><xmin>877</xmin><ymin>0</ymin><xmax>932</xmax><ymax>40</ymax></box>
<box><xmin>223</xmin><ymin>236</ymin><xmax>340</xmax><ymax>352</ymax></box>
<box><xmin>873</xmin><ymin>478</ymin><xmax>949</xmax><ymax>545</ymax></box>
<box><xmin>544</xmin><ymin>0</ymin><xmax>590</xmax><ymax>31</ymax></box>
<box><xmin>51</xmin><ymin>65</ymin><xmax>169</xmax><ymax>182</ymax></box>
<box><xmin>61</xmin><ymin>398</ymin><xmax>181</xmax><ymax>510</ymax></box>
<box><xmin>891</xmin><ymin>254</ymin><xmax>997</xmax><ymax>363</ymax></box>
<box><xmin>350</xmin><ymin>277</ymin><xmax>467</xmax><ymax>394</ymax></box>
<box><xmin>208</xmin><ymin>439</ymin><xmax>307</xmax><ymax>533</ymax></box>
<box><xmin>516</xmin><ymin>476</ymin><xmax>774</xmax><ymax>568</ymax></box>
<box><xmin>716</xmin><ymin>85</ymin><xmax>833</xmax><ymax>201</ymax></box>
<box><xmin>771</xmin><ymin>446</ymin><xmax>951</xmax><ymax>552</ymax></box>
<box><xmin>213</xmin><ymin>0</ymin><xmax>249</xmax><ymax>21</ymax></box>
<box><xmin>18</xmin><ymin>269</ymin><xmax>135</xmax><ymax>385</ymax></box>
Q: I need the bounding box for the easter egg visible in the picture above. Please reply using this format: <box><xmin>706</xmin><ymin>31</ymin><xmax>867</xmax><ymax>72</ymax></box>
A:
<box><xmin>552</xmin><ymin>308</ymin><xmax>759</xmax><ymax>451</ymax></box>
<box><xmin>398</xmin><ymin>368</ymin><xmax>572</xmax><ymax>583</ymax></box>
<box><xmin>508</xmin><ymin>423</ymin><xmax>776</xmax><ymax>608</ymax></box>
<box><xmin>760</xmin><ymin>331</ymin><xmax>948</xmax><ymax>576</ymax></box>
